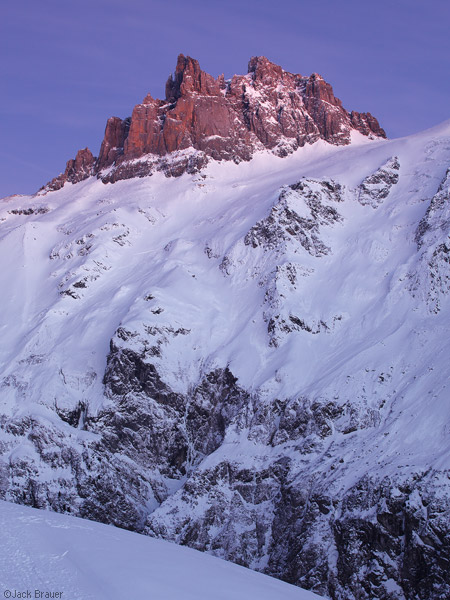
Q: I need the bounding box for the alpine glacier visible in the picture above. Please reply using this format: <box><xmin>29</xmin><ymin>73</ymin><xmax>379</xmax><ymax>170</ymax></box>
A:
<box><xmin>1</xmin><ymin>110</ymin><xmax>450</xmax><ymax>597</ymax></box>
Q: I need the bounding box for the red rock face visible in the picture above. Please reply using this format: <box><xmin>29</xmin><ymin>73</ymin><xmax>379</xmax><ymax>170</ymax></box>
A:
<box><xmin>97</xmin><ymin>117</ymin><xmax>130</xmax><ymax>170</ymax></box>
<box><xmin>44</xmin><ymin>55</ymin><xmax>386</xmax><ymax>189</ymax></box>
<box><xmin>45</xmin><ymin>148</ymin><xmax>96</xmax><ymax>191</ymax></box>
<box><xmin>350</xmin><ymin>111</ymin><xmax>385</xmax><ymax>137</ymax></box>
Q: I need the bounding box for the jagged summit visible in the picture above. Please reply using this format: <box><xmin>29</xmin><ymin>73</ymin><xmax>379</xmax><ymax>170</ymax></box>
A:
<box><xmin>44</xmin><ymin>54</ymin><xmax>385</xmax><ymax>191</ymax></box>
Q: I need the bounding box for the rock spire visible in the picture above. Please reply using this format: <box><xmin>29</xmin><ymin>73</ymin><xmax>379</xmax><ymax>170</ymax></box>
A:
<box><xmin>44</xmin><ymin>55</ymin><xmax>385</xmax><ymax>190</ymax></box>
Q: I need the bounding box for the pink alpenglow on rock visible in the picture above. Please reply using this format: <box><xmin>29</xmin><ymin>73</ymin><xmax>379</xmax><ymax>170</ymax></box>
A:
<box><xmin>44</xmin><ymin>55</ymin><xmax>386</xmax><ymax>190</ymax></box>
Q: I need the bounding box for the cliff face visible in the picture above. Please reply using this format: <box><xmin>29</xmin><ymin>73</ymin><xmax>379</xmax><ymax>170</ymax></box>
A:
<box><xmin>47</xmin><ymin>148</ymin><xmax>96</xmax><ymax>191</ymax></box>
<box><xmin>44</xmin><ymin>55</ymin><xmax>385</xmax><ymax>190</ymax></box>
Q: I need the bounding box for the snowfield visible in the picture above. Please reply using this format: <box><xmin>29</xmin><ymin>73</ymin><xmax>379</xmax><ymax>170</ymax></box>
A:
<box><xmin>0</xmin><ymin>500</ymin><xmax>324</xmax><ymax>599</ymax></box>
<box><xmin>1</xmin><ymin>120</ymin><xmax>450</xmax><ymax>600</ymax></box>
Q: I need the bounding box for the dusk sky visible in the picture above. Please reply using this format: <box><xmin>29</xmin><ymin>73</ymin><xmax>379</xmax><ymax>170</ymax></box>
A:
<box><xmin>1</xmin><ymin>0</ymin><xmax>449</xmax><ymax>198</ymax></box>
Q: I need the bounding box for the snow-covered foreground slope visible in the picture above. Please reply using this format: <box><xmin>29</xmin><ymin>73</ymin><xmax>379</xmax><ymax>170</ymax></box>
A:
<box><xmin>0</xmin><ymin>500</ymin><xmax>323</xmax><ymax>600</ymax></box>
<box><xmin>1</xmin><ymin>122</ymin><xmax>450</xmax><ymax>600</ymax></box>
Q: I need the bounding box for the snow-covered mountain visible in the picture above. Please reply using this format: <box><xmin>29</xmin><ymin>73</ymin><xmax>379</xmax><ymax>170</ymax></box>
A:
<box><xmin>0</xmin><ymin>500</ymin><xmax>323</xmax><ymax>599</ymax></box>
<box><xmin>1</xmin><ymin>56</ymin><xmax>450</xmax><ymax>599</ymax></box>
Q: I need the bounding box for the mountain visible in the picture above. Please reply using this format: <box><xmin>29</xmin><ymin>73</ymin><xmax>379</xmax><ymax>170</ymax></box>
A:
<box><xmin>1</xmin><ymin>55</ymin><xmax>450</xmax><ymax>600</ymax></box>
<box><xmin>0</xmin><ymin>500</ymin><xmax>323</xmax><ymax>599</ymax></box>
<box><xmin>43</xmin><ymin>54</ymin><xmax>385</xmax><ymax>190</ymax></box>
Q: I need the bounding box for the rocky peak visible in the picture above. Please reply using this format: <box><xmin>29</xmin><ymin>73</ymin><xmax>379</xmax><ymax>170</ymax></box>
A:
<box><xmin>165</xmin><ymin>54</ymin><xmax>222</xmax><ymax>101</ymax></box>
<box><xmin>97</xmin><ymin>116</ymin><xmax>131</xmax><ymax>171</ymax></box>
<box><xmin>43</xmin><ymin>55</ymin><xmax>386</xmax><ymax>190</ymax></box>
<box><xmin>70</xmin><ymin>147</ymin><xmax>95</xmax><ymax>176</ymax></box>
<box><xmin>44</xmin><ymin>147</ymin><xmax>95</xmax><ymax>192</ymax></box>
<box><xmin>247</xmin><ymin>55</ymin><xmax>284</xmax><ymax>82</ymax></box>
<box><xmin>305</xmin><ymin>72</ymin><xmax>341</xmax><ymax>105</ymax></box>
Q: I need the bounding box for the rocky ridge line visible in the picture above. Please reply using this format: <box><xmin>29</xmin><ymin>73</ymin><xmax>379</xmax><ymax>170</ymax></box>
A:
<box><xmin>43</xmin><ymin>55</ymin><xmax>385</xmax><ymax>191</ymax></box>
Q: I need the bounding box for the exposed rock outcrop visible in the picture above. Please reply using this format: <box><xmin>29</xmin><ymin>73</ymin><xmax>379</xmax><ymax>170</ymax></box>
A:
<box><xmin>45</xmin><ymin>148</ymin><xmax>96</xmax><ymax>192</ymax></box>
<box><xmin>96</xmin><ymin>116</ymin><xmax>131</xmax><ymax>171</ymax></box>
<box><xmin>244</xmin><ymin>179</ymin><xmax>344</xmax><ymax>256</ymax></box>
<box><xmin>410</xmin><ymin>167</ymin><xmax>450</xmax><ymax>312</ymax></box>
<box><xmin>357</xmin><ymin>156</ymin><xmax>400</xmax><ymax>207</ymax></box>
<box><xmin>43</xmin><ymin>55</ymin><xmax>385</xmax><ymax>189</ymax></box>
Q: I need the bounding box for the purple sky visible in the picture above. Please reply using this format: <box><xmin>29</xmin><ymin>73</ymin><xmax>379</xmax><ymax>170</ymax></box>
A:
<box><xmin>1</xmin><ymin>0</ymin><xmax>449</xmax><ymax>198</ymax></box>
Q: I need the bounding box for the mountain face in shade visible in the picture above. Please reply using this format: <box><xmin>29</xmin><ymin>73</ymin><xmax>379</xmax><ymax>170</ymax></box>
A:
<box><xmin>45</xmin><ymin>54</ymin><xmax>385</xmax><ymax>190</ymax></box>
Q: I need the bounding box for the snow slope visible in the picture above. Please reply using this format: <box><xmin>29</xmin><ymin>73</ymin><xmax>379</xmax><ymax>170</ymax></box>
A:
<box><xmin>0</xmin><ymin>500</ymin><xmax>323</xmax><ymax>600</ymax></box>
<box><xmin>1</xmin><ymin>121</ymin><xmax>450</xmax><ymax>600</ymax></box>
